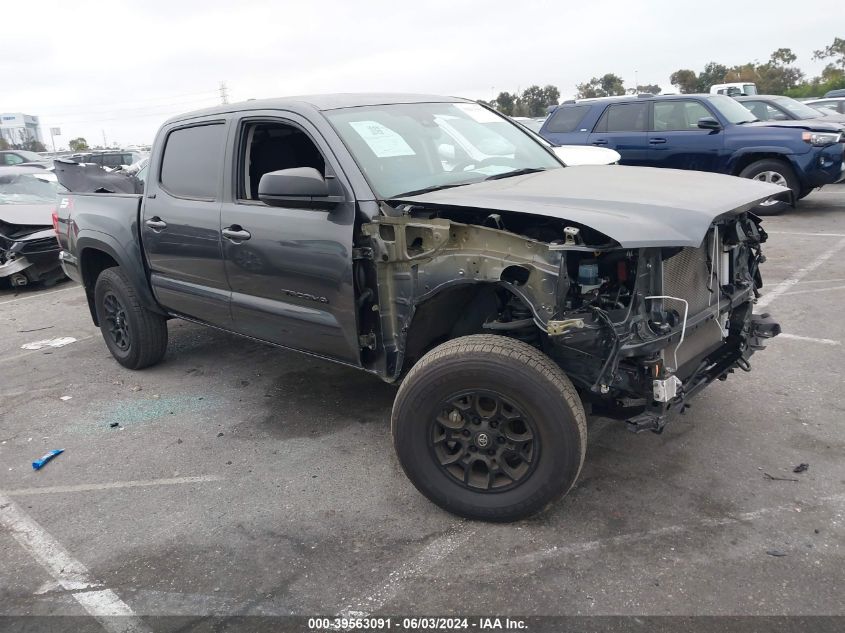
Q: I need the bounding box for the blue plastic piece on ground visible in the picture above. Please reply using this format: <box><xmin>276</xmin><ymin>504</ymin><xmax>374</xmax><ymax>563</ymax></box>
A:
<box><xmin>32</xmin><ymin>449</ymin><xmax>64</xmax><ymax>470</ymax></box>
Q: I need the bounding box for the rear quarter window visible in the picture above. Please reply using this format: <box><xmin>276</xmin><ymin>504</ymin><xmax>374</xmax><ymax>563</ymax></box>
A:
<box><xmin>160</xmin><ymin>123</ymin><xmax>225</xmax><ymax>199</ymax></box>
<box><xmin>544</xmin><ymin>105</ymin><xmax>591</xmax><ymax>133</ymax></box>
<box><xmin>593</xmin><ymin>102</ymin><xmax>648</xmax><ymax>133</ymax></box>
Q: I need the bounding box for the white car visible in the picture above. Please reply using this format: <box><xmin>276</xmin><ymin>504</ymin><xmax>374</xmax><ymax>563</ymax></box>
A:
<box><xmin>434</xmin><ymin>113</ymin><xmax>620</xmax><ymax>170</ymax></box>
<box><xmin>551</xmin><ymin>144</ymin><xmax>621</xmax><ymax>165</ymax></box>
<box><xmin>710</xmin><ymin>82</ymin><xmax>758</xmax><ymax>97</ymax></box>
<box><xmin>805</xmin><ymin>97</ymin><xmax>845</xmax><ymax>116</ymax></box>
<box><xmin>510</xmin><ymin>117</ymin><xmax>620</xmax><ymax>165</ymax></box>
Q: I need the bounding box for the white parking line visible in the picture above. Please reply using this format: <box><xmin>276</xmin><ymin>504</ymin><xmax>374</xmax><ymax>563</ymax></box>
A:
<box><xmin>777</xmin><ymin>333</ymin><xmax>841</xmax><ymax>346</ymax></box>
<box><xmin>469</xmin><ymin>493</ymin><xmax>845</xmax><ymax>573</ymax></box>
<box><xmin>0</xmin><ymin>493</ymin><xmax>151</xmax><ymax>633</ymax></box>
<box><xmin>767</xmin><ymin>231</ymin><xmax>845</xmax><ymax>237</ymax></box>
<box><xmin>338</xmin><ymin>526</ymin><xmax>475</xmax><ymax>618</ymax></box>
<box><xmin>0</xmin><ymin>285</ymin><xmax>79</xmax><ymax>306</ymax></box>
<box><xmin>0</xmin><ymin>475</ymin><xmax>224</xmax><ymax>497</ymax></box>
<box><xmin>794</xmin><ymin>278</ymin><xmax>845</xmax><ymax>284</ymax></box>
<box><xmin>779</xmin><ymin>284</ymin><xmax>845</xmax><ymax>297</ymax></box>
<box><xmin>756</xmin><ymin>237</ymin><xmax>845</xmax><ymax>309</ymax></box>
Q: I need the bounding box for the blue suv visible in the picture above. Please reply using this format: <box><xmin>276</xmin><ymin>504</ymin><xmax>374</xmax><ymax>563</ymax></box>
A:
<box><xmin>540</xmin><ymin>94</ymin><xmax>845</xmax><ymax>213</ymax></box>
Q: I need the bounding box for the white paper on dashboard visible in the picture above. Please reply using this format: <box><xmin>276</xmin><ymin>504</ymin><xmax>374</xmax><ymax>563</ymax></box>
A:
<box><xmin>348</xmin><ymin>121</ymin><xmax>416</xmax><ymax>157</ymax></box>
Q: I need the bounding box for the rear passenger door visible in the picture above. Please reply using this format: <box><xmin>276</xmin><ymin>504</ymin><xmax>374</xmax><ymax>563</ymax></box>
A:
<box><xmin>141</xmin><ymin>119</ymin><xmax>232</xmax><ymax>327</ymax></box>
<box><xmin>587</xmin><ymin>102</ymin><xmax>650</xmax><ymax>165</ymax></box>
<box><xmin>646</xmin><ymin>99</ymin><xmax>725</xmax><ymax>172</ymax></box>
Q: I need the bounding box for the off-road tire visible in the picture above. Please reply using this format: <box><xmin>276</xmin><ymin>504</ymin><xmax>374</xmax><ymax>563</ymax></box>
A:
<box><xmin>94</xmin><ymin>267</ymin><xmax>168</xmax><ymax>369</ymax></box>
<box><xmin>392</xmin><ymin>334</ymin><xmax>587</xmax><ymax>522</ymax></box>
<box><xmin>739</xmin><ymin>159</ymin><xmax>800</xmax><ymax>216</ymax></box>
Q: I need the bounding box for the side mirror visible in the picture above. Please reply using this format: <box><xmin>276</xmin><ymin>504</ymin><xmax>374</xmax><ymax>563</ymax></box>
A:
<box><xmin>258</xmin><ymin>167</ymin><xmax>343</xmax><ymax>209</ymax></box>
<box><xmin>697</xmin><ymin>117</ymin><xmax>722</xmax><ymax>131</ymax></box>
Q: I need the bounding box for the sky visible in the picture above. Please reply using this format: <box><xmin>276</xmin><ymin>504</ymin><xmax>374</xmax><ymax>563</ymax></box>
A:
<box><xmin>2</xmin><ymin>0</ymin><xmax>842</xmax><ymax>148</ymax></box>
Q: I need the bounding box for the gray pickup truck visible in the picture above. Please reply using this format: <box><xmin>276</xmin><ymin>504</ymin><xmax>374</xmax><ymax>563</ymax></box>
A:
<box><xmin>55</xmin><ymin>93</ymin><xmax>782</xmax><ymax>522</ymax></box>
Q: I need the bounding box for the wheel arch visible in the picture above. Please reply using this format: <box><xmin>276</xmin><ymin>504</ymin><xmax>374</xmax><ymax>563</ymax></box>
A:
<box><xmin>77</xmin><ymin>233</ymin><xmax>164</xmax><ymax>325</ymax></box>
<box><xmin>398</xmin><ymin>280</ymin><xmax>541</xmax><ymax>379</ymax></box>
<box><xmin>729</xmin><ymin>150</ymin><xmax>798</xmax><ymax>178</ymax></box>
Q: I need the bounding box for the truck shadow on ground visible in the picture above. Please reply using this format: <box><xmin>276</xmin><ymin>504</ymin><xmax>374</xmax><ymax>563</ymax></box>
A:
<box><xmin>258</xmin><ymin>365</ymin><xmax>398</xmax><ymax>440</ymax></box>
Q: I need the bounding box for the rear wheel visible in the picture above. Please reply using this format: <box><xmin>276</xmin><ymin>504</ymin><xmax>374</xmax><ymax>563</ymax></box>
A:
<box><xmin>739</xmin><ymin>159</ymin><xmax>799</xmax><ymax>215</ymax></box>
<box><xmin>392</xmin><ymin>334</ymin><xmax>587</xmax><ymax>522</ymax></box>
<box><xmin>94</xmin><ymin>267</ymin><xmax>168</xmax><ymax>369</ymax></box>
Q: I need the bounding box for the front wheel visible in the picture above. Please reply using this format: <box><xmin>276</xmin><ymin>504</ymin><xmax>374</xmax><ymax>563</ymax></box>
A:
<box><xmin>739</xmin><ymin>159</ymin><xmax>799</xmax><ymax>216</ymax></box>
<box><xmin>94</xmin><ymin>267</ymin><xmax>168</xmax><ymax>369</ymax></box>
<box><xmin>392</xmin><ymin>335</ymin><xmax>587</xmax><ymax>522</ymax></box>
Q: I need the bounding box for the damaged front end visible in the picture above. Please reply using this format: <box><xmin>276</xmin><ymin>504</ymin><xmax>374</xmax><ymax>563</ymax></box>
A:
<box><xmin>357</xmin><ymin>192</ymin><xmax>779</xmax><ymax>433</ymax></box>
<box><xmin>0</xmin><ymin>220</ymin><xmax>63</xmax><ymax>287</ymax></box>
<box><xmin>540</xmin><ymin>214</ymin><xmax>781</xmax><ymax>432</ymax></box>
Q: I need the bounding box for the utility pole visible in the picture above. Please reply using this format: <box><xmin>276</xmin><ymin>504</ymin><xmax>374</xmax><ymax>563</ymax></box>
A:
<box><xmin>219</xmin><ymin>81</ymin><xmax>229</xmax><ymax>105</ymax></box>
<box><xmin>102</xmin><ymin>129</ymin><xmax>107</xmax><ymax>148</ymax></box>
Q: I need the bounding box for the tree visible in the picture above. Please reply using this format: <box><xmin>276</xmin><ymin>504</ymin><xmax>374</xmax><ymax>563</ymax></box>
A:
<box><xmin>69</xmin><ymin>137</ymin><xmax>89</xmax><ymax>152</ymax></box>
<box><xmin>770</xmin><ymin>47</ymin><xmax>798</xmax><ymax>66</ymax></box>
<box><xmin>723</xmin><ymin>49</ymin><xmax>805</xmax><ymax>94</ymax></box>
<box><xmin>696</xmin><ymin>62</ymin><xmax>728</xmax><ymax>92</ymax></box>
<box><xmin>0</xmin><ymin>137</ymin><xmax>9</xmax><ymax>150</ymax></box>
<box><xmin>575</xmin><ymin>73</ymin><xmax>625</xmax><ymax>99</ymax></box>
<box><xmin>23</xmin><ymin>140</ymin><xmax>47</xmax><ymax>152</ymax></box>
<box><xmin>813</xmin><ymin>36</ymin><xmax>845</xmax><ymax>69</ymax></box>
<box><xmin>541</xmin><ymin>84</ymin><xmax>560</xmax><ymax>108</ymax></box>
<box><xmin>494</xmin><ymin>91</ymin><xmax>516</xmax><ymax>116</ymax></box>
<box><xmin>628</xmin><ymin>83</ymin><xmax>661</xmax><ymax>95</ymax></box>
<box><xmin>670</xmin><ymin>69</ymin><xmax>699</xmax><ymax>93</ymax></box>
<box><xmin>519</xmin><ymin>85</ymin><xmax>548</xmax><ymax>117</ymax></box>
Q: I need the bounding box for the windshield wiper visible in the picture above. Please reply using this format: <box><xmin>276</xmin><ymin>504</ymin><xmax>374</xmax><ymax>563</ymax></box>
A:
<box><xmin>391</xmin><ymin>182</ymin><xmax>471</xmax><ymax>198</ymax></box>
<box><xmin>484</xmin><ymin>167</ymin><xmax>546</xmax><ymax>181</ymax></box>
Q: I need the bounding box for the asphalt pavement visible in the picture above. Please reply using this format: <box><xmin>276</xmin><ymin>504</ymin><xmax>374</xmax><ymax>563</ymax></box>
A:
<box><xmin>1</xmin><ymin>185</ymin><xmax>843</xmax><ymax>629</ymax></box>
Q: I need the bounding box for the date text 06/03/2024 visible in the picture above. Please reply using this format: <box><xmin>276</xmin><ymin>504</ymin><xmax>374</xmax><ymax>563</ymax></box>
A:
<box><xmin>307</xmin><ymin>616</ymin><xmax>528</xmax><ymax>630</ymax></box>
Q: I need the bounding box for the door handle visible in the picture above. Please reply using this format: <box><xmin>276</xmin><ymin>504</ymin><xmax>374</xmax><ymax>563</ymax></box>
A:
<box><xmin>222</xmin><ymin>226</ymin><xmax>252</xmax><ymax>242</ymax></box>
<box><xmin>649</xmin><ymin>138</ymin><xmax>667</xmax><ymax>145</ymax></box>
<box><xmin>145</xmin><ymin>217</ymin><xmax>167</xmax><ymax>231</ymax></box>
<box><xmin>591</xmin><ymin>139</ymin><xmax>608</xmax><ymax>146</ymax></box>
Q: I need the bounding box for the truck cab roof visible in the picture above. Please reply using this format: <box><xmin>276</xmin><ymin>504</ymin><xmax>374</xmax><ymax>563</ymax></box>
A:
<box><xmin>165</xmin><ymin>93</ymin><xmax>473</xmax><ymax>124</ymax></box>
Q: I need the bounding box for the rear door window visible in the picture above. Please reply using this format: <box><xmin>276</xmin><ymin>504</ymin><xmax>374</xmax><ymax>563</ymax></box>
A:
<box><xmin>545</xmin><ymin>105</ymin><xmax>591</xmax><ymax>133</ymax></box>
<box><xmin>594</xmin><ymin>103</ymin><xmax>648</xmax><ymax>132</ymax></box>
<box><xmin>159</xmin><ymin>123</ymin><xmax>225</xmax><ymax>199</ymax></box>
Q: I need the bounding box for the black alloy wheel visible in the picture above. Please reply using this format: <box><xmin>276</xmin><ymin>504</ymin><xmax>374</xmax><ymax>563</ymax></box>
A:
<box><xmin>431</xmin><ymin>390</ymin><xmax>539</xmax><ymax>492</ymax></box>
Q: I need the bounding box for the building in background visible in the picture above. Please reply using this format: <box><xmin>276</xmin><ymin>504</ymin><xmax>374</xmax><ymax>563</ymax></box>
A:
<box><xmin>0</xmin><ymin>113</ymin><xmax>44</xmax><ymax>148</ymax></box>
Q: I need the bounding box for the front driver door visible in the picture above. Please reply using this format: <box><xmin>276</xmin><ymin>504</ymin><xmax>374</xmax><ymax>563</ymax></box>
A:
<box><xmin>646</xmin><ymin>99</ymin><xmax>724</xmax><ymax>172</ymax></box>
<box><xmin>587</xmin><ymin>102</ymin><xmax>650</xmax><ymax>165</ymax></box>
<box><xmin>219</xmin><ymin>112</ymin><xmax>360</xmax><ymax>365</ymax></box>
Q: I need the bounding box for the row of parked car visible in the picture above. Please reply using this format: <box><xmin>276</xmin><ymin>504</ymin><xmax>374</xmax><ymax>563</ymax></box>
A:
<box><xmin>536</xmin><ymin>92</ymin><xmax>845</xmax><ymax>214</ymax></box>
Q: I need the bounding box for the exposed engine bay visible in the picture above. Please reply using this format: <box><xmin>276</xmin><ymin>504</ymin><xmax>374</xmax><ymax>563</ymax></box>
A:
<box><xmin>356</xmin><ymin>202</ymin><xmax>780</xmax><ymax>433</ymax></box>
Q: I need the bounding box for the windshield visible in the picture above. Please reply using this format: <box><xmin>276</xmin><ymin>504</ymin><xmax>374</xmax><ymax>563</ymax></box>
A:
<box><xmin>324</xmin><ymin>102</ymin><xmax>561</xmax><ymax>198</ymax></box>
<box><xmin>773</xmin><ymin>97</ymin><xmax>825</xmax><ymax>119</ymax></box>
<box><xmin>743</xmin><ymin>84</ymin><xmax>758</xmax><ymax>96</ymax></box>
<box><xmin>0</xmin><ymin>172</ymin><xmax>58</xmax><ymax>205</ymax></box>
<box><xmin>16</xmin><ymin>150</ymin><xmax>45</xmax><ymax>162</ymax></box>
<box><xmin>707</xmin><ymin>94</ymin><xmax>757</xmax><ymax>124</ymax></box>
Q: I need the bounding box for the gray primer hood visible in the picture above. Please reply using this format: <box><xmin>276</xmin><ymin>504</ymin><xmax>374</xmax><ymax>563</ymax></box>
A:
<box><xmin>394</xmin><ymin>165</ymin><xmax>785</xmax><ymax>248</ymax></box>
